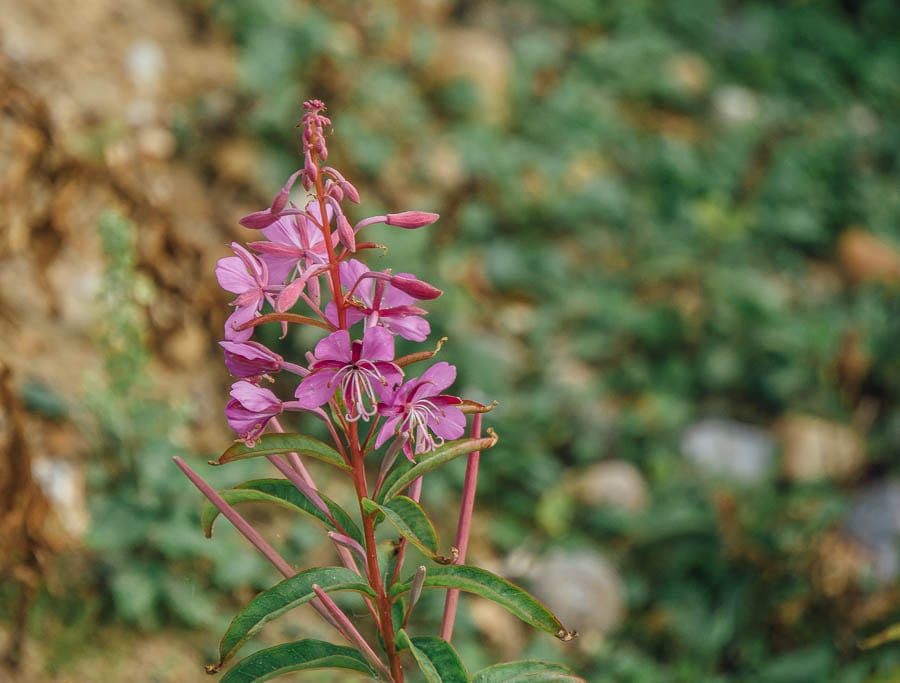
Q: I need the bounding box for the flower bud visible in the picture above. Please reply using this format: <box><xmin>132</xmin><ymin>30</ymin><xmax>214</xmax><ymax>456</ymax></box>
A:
<box><xmin>239</xmin><ymin>209</ymin><xmax>279</xmax><ymax>229</ymax></box>
<box><xmin>385</xmin><ymin>211</ymin><xmax>440</xmax><ymax>229</ymax></box>
<box><xmin>341</xmin><ymin>181</ymin><xmax>360</xmax><ymax>204</ymax></box>
<box><xmin>390</xmin><ymin>274</ymin><xmax>442</xmax><ymax>300</ymax></box>
<box><xmin>219</xmin><ymin>341</ymin><xmax>283</xmax><ymax>378</ymax></box>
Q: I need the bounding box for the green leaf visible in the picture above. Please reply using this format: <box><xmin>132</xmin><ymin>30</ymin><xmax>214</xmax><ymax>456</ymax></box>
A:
<box><xmin>201</xmin><ymin>478</ymin><xmax>363</xmax><ymax>546</ymax></box>
<box><xmin>397</xmin><ymin>630</ymin><xmax>469</xmax><ymax>683</ymax></box>
<box><xmin>215</xmin><ymin>433</ymin><xmax>349</xmax><ymax>471</ymax></box>
<box><xmin>376</xmin><ymin>434</ymin><xmax>497</xmax><ymax>504</ymax></box>
<box><xmin>219</xmin><ymin>639</ymin><xmax>375</xmax><ymax>682</ymax></box>
<box><xmin>217</xmin><ymin>567</ymin><xmax>375</xmax><ymax>666</ymax></box>
<box><xmin>860</xmin><ymin>622</ymin><xmax>900</xmax><ymax>649</ymax></box>
<box><xmin>472</xmin><ymin>660</ymin><xmax>584</xmax><ymax>682</ymax></box>
<box><xmin>362</xmin><ymin>496</ymin><xmax>439</xmax><ymax>557</ymax></box>
<box><xmin>392</xmin><ymin>565</ymin><xmax>575</xmax><ymax>640</ymax></box>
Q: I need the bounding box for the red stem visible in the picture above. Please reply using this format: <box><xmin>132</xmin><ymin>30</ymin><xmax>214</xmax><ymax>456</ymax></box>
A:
<box><xmin>440</xmin><ymin>413</ymin><xmax>483</xmax><ymax>641</ymax></box>
<box><xmin>310</xmin><ymin>139</ymin><xmax>402</xmax><ymax>681</ymax></box>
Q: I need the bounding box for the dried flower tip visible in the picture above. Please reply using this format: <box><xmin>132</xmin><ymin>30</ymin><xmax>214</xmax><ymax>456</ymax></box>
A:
<box><xmin>409</xmin><ymin>565</ymin><xmax>427</xmax><ymax>609</ymax></box>
<box><xmin>385</xmin><ymin>211</ymin><xmax>440</xmax><ymax>229</ymax></box>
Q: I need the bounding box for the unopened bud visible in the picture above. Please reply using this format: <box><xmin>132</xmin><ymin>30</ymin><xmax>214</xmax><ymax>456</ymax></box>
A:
<box><xmin>239</xmin><ymin>209</ymin><xmax>278</xmax><ymax>229</ymax></box>
<box><xmin>390</xmin><ymin>274</ymin><xmax>442</xmax><ymax>300</ymax></box>
<box><xmin>385</xmin><ymin>211</ymin><xmax>439</xmax><ymax>229</ymax></box>
<box><xmin>341</xmin><ymin>181</ymin><xmax>360</xmax><ymax>204</ymax></box>
<box><xmin>335</xmin><ymin>207</ymin><xmax>356</xmax><ymax>252</ymax></box>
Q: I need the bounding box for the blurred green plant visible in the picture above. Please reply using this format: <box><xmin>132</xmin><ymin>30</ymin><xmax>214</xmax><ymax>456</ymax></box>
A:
<box><xmin>81</xmin><ymin>211</ymin><xmax>289</xmax><ymax>630</ymax></box>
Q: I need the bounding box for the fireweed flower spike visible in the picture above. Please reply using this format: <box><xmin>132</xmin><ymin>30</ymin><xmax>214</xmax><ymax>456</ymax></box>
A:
<box><xmin>376</xmin><ymin>361</ymin><xmax>465</xmax><ymax>460</ymax></box>
<box><xmin>182</xmin><ymin>99</ymin><xmax>580</xmax><ymax>683</ymax></box>
<box><xmin>295</xmin><ymin>326</ymin><xmax>402</xmax><ymax>422</ymax></box>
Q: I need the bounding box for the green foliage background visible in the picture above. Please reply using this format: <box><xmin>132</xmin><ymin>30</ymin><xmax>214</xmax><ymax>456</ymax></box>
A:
<box><xmin>204</xmin><ymin>1</ymin><xmax>899</xmax><ymax>680</ymax></box>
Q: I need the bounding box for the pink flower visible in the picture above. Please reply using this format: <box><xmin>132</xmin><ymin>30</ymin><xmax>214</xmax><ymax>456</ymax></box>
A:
<box><xmin>376</xmin><ymin>362</ymin><xmax>465</xmax><ymax>460</ymax></box>
<box><xmin>250</xmin><ymin>202</ymin><xmax>333</xmax><ymax>285</ymax></box>
<box><xmin>216</xmin><ymin>243</ymin><xmax>278</xmax><ymax>341</ymax></box>
<box><xmin>295</xmin><ymin>327</ymin><xmax>402</xmax><ymax>422</ymax></box>
<box><xmin>219</xmin><ymin>341</ymin><xmax>283</xmax><ymax>379</ymax></box>
<box><xmin>326</xmin><ymin>259</ymin><xmax>434</xmax><ymax>342</ymax></box>
<box><xmin>225</xmin><ymin>381</ymin><xmax>283</xmax><ymax>445</ymax></box>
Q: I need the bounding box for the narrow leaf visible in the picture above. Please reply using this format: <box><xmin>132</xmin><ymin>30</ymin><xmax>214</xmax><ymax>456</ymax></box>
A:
<box><xmin>219</xmin><ymin>639</ymin><xmax>375</xmax><ymax>682</ymax></box>
<box><xmin>377</xmin><ymin>433</ymin><xmax>498</xmax><ymax>504</ymax></box>
<box><xmin>201</xmin><ymin>479</ymin><xmax>363</xmax><ymax>546</ymax></box>
<box><xmin>860</xmin><ymin>622</ymin><xmax>900</xmax><ymax>649</ymax></box>
<box><xmin>215</xmin><ymin>433</ymin><xmax>349</xmax><ymax>471</ymax></box>
<box><xmin>397</xmin><ymin>630</ymin><xmax>469</xmax><ymax>683</ymax></box>
<box><xmin>218</xmin><ymin>567</ymin><xmax>375</xmax><ymax>666</ymax></box>
<box><xmin>362</xmin><ymin>496</ymin><xmax>439</xmax><ymax>556</ymax></box>
<box><xmin>392</xmin><ymin>565</ymin><xmax>575</xmax><ymax>640</ymax></box>
<box><xmin>472</xmin><ymin>660</ymin><xmax>585</xmax><ymax>683</ymax></box>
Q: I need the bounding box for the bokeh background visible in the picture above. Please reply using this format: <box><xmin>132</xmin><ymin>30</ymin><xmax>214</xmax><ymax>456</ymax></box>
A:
<box><xmin>1</xmin><ymin>1</ymin><xmax>899</xmax><ymax>681</ymax></box>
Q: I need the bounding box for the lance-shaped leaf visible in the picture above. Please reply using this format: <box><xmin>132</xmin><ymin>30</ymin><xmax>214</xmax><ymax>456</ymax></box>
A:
<box><xmin>217</xmin><ymin>567</ymin><xmax>375</xmax><ymax>667</ymax></box>
<box><xmin>860</xmin><ymin>622</ymin><xmax>900</xmax><ymax>650</ymax></box>
<box><xmin>201</xmin><ymin>478</ymin><xmax>364</xmax><ymax>547</ymax></box>
<box><xmin>214</xmin><ymin>433</ymin><xmax>349</xmax><ymax>471</ymax></box>
<box><xmin>219</xmin><ymin>639</ymin><xmax>376</xmax><ymax>682</ymax></box>
<box><xmin>376</xmin><ymin>433</ymin><xmax>498</xmax><ymax>504</ymax></box>
<box><xmin>362</xmin><ymin>496</ymin><xmax>439</xmax><ymax>557</ymax></box>
<box><xmin>392</xmin><ymin>565</ymin><xmax>575</xmax><ymax>640</ymax></box>
<box><xmin>397</xmin><ymin>630</ymin><xmax>469</xmax><ymax>683</ymax></box>
<box><xmin>472</xmin><ymin>660</ymin><xmax>585</xmax><ymax>683</ymax></box>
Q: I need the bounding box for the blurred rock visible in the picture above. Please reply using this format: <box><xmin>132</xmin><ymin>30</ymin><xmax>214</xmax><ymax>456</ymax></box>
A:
<box><xmin>812</xmin><ymin>529</ymin><xmax>874</xmax><ymax>598</ymax></box>
<box><xmin>778</xmin><ymin>415</ymin><xmax>865</xmax><ymax>482</ymax></box>
<box><xmin>844</xmin><ymin>480</ymin><xmax>900</xmax><ymax>583</ymax></box>
<box><xmin>713</xmin><ymin>85</ymin><xmax>760</xmax><ymax>124</ymax></box>
<box><xmin>163</xmin><ymin>321</ymin><xmax>208</xmax><ymax>369</ymax></box>
<box><xmin>838</xmin><ymin>229</ymin><xmax>900</xmax><ymax>286</ymax></box>
<box><xmin>136</xmin><ymin>125</ymin><xmax>176</xmax><ymax>160</ymax></box>
<box><xmin>468</xmin><ymin>596</ymin><xmax>527</xmax><ymax>660</ymax></box>
<box><xmin>424</xmin><ymin>139</ymin><xmax>465</xmax><ymax>192</ymax></box>
<box><xmin>523</xmin><ymin>548</ymin><xmax>626</xmax><ymax>639</ymax></box>
<box><xmin>667</xmin><ymin>53</ymin><xmax>710</xmax><ymax>96</ymax></box>
<box><xmin>571</xmin><ymin>460</ymin><xmax>649</xmax><ymax>512</ymax></box>
<box><xmin>848</xmin><ymin>104</ymin><xmax>879</xmax><ymax>137</ymax></box>
<box><xmin>427</xmin><ymin>28</ymin><xmax>511</xmax><ymax>125</ymax></box>
<box><xmin>31</xmin><ymin>456</ymin><xmax>88</xmax><ymax>539</ymax></box>
<box><xmin>681</xmin><ymin>417</ymin><xmax>775</xmax><ymax>483</ymax></box>
<box><xmin>127</xmin><ymin>39</ymin><xmax>164</xmax><ymax>91</ymax></box>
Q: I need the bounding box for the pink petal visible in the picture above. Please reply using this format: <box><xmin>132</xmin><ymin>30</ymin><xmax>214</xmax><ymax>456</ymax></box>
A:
<box><xmin>361</xmin><ymin>326</ymin><xmax>395</xmax><ymax>362</ymax></box>
<box><xmin>430</xmin><ymin>406</ymin><xmax>466</xmax><ymax>441</ymax></box>
<box><xmin>383</xmin><ymin>315</ymin><xmax>430</xmax><ymax>343</ymax></box>
<box><xmin>417</xmin><ymin>362</ymin><xmax>457</xmax><ymax>395</ymax></box>
<box><xmin>216</xmin><ymin>256</ymin><xmax>255</xmax><ymax>294</ymax></box>
<box><xmin>230</xmin><ymin>381</ymin><xmax>281</xmax><ymax>413</ymax></box>
<box><xmin>294</xmin><ymin>369</ymin><xmax>340</xmax><ymax>409</ymax></box>
<box><xmin>314</xmin><ymin>330</ymin><xmax>351</xmax><ymax>362</ymax></box>
<box><xmin>224</xmin><ymin>307</ymin><xmax>256</xmax><ymax>342</ymax></box>
<box><xmin>375</xmin><ymin>415</ymin><xmax>403</xmax><ymax>449</ymax></box>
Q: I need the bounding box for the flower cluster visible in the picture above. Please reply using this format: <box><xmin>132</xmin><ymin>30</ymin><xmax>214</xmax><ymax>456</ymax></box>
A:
<box><xmin>178</xmin><ymin>99</ymin><xmax>578</xmax><ymax>683</ymax></box>
<box><xmin>215</xmin><ymin>99</ymin><xmax>462</xmax><ymax>457</ymax></box>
